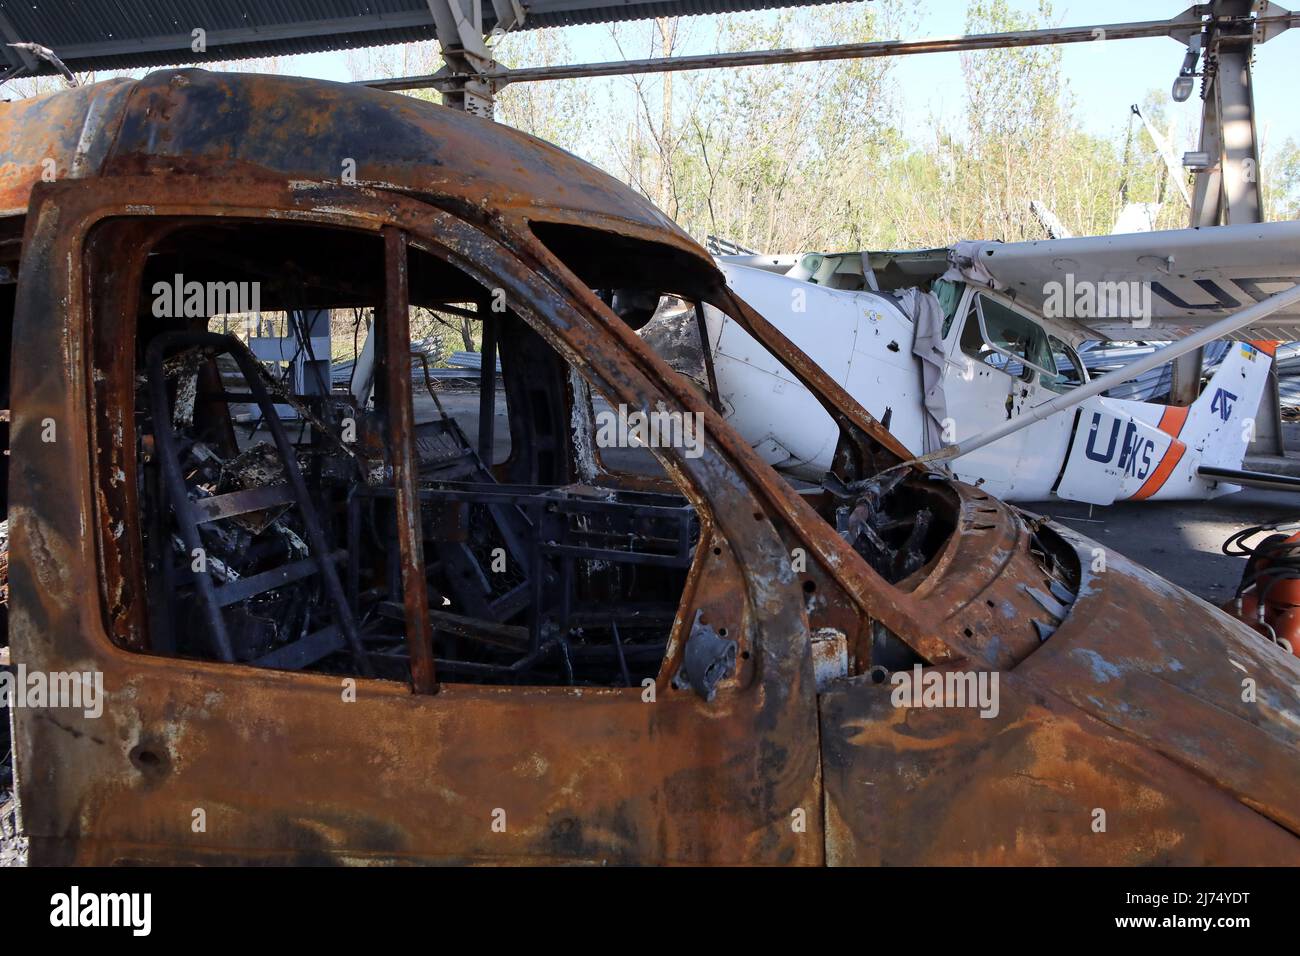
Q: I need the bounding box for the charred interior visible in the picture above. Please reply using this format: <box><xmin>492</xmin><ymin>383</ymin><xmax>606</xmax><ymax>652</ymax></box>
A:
<box><xmin>91</xmin><ymin>219</ymin><xmax>703</xmax><ymax>688</ymax></box>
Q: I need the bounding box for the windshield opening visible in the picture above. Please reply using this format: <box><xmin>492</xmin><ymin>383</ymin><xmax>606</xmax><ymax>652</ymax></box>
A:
<box><xmin>528</xmin><ymin>221</ymin><xmax>956</xmax><ymax>593</ymax></box>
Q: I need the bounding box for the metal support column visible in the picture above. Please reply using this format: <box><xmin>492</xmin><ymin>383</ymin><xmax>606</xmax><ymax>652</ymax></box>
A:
<box><xmin>1170</xmin><ymin>348</ymin><xmax>1205</xmax><ymax>407</ymax></box>
<box><xmin>1184</xmin><ymin>0</ymin><xmax>1284</xmax><ymax>453</ymax></box>
<box><xmin>425</xmin><ymin>0</ymin><xmax>516</xmax><ymax>116</ymax></box>
<box><xmin>297</xmin><ymin>308</ymin><xmax>333</xmax><ymax>398</ymax></box>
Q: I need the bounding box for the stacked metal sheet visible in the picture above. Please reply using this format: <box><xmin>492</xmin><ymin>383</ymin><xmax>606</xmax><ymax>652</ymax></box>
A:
<box><xmin>1070</xmin><ymin>340</ymin><xmax>1300</xmax><ymax>406</ymax></box>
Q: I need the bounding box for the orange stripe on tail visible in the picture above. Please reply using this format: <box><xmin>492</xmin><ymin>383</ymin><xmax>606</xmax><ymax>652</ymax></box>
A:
<box><xmin>1129</xmin><ymin>406</ymin><xmax>1189</xmax><ymax>501</ymax></box>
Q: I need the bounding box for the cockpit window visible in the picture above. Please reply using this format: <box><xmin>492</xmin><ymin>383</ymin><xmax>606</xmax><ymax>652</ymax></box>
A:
<box><xmin>933</xmin><ymin>278</ymin><xmax>964</xmax><ymax>335</ymax></box>
<box><xmin>961</xmin><ymin>294</ymin><xmax>1054</xmax><ymax>381</ymax></box>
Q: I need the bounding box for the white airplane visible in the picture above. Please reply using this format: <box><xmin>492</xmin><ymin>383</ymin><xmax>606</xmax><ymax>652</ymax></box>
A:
<box><xmin>679</xmin><ymin>221</ymin><xmax>1300</xmax><ymax>505</ymax></box>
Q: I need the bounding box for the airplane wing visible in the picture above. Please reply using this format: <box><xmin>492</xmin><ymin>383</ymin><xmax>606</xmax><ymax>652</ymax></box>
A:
<box><xmin>949</xmin><ymin>220</ymin><xmax>1300</xmax><ymax>340</ymax></box>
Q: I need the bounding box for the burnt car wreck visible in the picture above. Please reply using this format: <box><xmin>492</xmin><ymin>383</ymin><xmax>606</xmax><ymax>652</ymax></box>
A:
<box><xmin>1</xmin><ymin>69</ymin><xmax>1298</xmax><ymax>865</ymax></box>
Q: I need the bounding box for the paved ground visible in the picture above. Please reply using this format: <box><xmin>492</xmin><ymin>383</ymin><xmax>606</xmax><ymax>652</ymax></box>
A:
<box><xmin>1022</xmin><ymin>489</ymin><xmax>1297</xmax><ymax>603</ymax></box>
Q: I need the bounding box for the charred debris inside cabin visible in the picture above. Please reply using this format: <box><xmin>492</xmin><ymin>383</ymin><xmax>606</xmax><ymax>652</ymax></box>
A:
<box><xmin>0</xmin><ymin>76</ymin><xmax>1085</xmax><ymax>714</ymax></box>
<box><xmin>103</xmin><ymin>219</ymin><xmax>715</xmax><ymax>691</ymax></box>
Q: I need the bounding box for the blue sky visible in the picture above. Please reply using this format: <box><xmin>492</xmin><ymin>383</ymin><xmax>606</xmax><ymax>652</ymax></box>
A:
<box><xmin>890</xmin><ymin>0</ymin><xmax>1300</xmax><ymax>150</ymax></box>
<box><xmin>204</xmin><ymin>1</ymin><xmax>1300</xmax><ymax>155</ymax></box>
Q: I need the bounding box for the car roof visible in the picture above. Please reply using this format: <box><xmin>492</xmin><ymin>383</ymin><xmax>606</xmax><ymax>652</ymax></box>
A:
<box><xmin>0</xmin><ymin>68</ymin><xmax>704</xmax><ymax>262</ymax></box>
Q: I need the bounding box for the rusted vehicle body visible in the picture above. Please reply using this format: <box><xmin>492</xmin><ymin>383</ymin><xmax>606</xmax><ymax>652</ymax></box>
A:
<box><xmin>1</xmin><ymin>70</ymin><xmax>1297</xmax><ymax>865</ymax></box>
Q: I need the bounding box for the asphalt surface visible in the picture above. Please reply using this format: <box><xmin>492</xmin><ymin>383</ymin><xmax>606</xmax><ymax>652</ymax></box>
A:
<box><xmin>1022</xmin><ymin>489</ymin><xmax>1298</xmax><ymax>603</ymax></box>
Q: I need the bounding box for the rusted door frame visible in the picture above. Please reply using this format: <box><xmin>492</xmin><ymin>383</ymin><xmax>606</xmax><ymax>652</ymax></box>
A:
<box><xmin>375</xmin><ymin>225</ymin><xmax>436</xmax><ymax>692</ymax></box>
<box><xmin>9</xmin><ymin>173</ymin><xmax>826</xmax><ymax>864</ymax></box>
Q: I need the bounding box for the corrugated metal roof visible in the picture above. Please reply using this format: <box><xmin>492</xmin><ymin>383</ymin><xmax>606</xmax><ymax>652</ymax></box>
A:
<box><xmin>0</xmin><ymin>0</ymin><xmax>845</xmax><ymax>75</ymax></box>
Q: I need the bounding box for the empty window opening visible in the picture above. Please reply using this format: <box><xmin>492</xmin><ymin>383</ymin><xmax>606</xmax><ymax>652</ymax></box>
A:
<box><xmin>90</xmin><ymin>219</ymin><xmax>699</xmax><ymax>690</ymax></box>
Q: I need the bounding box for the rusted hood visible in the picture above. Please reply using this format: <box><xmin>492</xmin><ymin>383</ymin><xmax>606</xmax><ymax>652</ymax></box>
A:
<box><xmin>1019</xmin><ymin>523</ymin><xmax>1300</xmax><ymax>834</ymax></box>
<box><xmin>819</xmin><ymin>520</ymin><xmax>1300</xmax><ymax>865</ymax></box>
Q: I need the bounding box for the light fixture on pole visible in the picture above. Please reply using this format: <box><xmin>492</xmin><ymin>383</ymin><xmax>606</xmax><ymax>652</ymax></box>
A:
<box><xmin>1172</xmin><ymin>33</ymin><xmax>1203</xmax><ymax>102</ymax></box>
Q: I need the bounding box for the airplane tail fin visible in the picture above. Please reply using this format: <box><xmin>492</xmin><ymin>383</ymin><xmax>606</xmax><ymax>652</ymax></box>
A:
<box><xmin>1188</xmin><ymin>342</ymin><xmax>1274</xmax><ymax>470</ymax></box>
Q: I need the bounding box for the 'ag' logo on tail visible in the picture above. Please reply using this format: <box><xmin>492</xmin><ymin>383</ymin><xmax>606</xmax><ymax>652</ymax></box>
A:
<box><xmin>1210</xmin><ymin>388</ymin><xmax>1237</xmax><ymax>422</ymax></box>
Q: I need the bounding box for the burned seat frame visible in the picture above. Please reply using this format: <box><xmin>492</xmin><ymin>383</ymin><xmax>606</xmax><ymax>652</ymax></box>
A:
<box><xmin>145</xmin><ymin>330</ymin><xmax>372</xmax><ymax>674</ymax></box>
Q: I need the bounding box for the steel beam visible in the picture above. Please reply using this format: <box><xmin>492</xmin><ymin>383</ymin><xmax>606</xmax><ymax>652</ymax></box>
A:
<box><xmin>360</xmin><ymin>11</ymin><xmax>1300</xmax><ymax>91</ymax></box>
<box><xmin>27</xmin><ymin>13</ymin><xmax>439</xmax><ymax>68</ymax></box>
<box><xmin>1170</xmin><ymin>349</ymin><xmax>1205</xmax><ymax>407</ymax></box>
<box><xmin>426</xmin><ymin>0</ymin><xmax>496</xmax><ymax>115</ymax></box>
<box><xmin>490</xmin><ymin>0</ymin><xmax>527</xmax><ymax>33</ymax></box>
